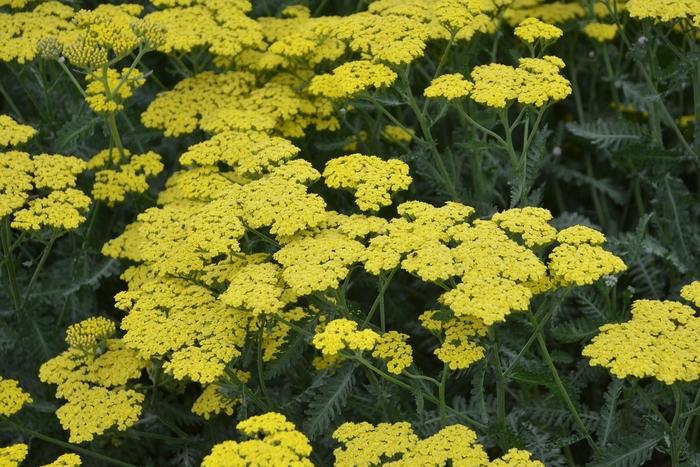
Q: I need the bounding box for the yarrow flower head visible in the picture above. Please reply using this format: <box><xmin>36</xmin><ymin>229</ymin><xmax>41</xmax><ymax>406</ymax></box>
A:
<box><xmin>514</xmin><ymin>17</ymin><xmax>563</xmax><ymax>44</ymax></box>
<box><xmin>308</xmin><ymin>60</ymin><xmax>398</xmax><ymax>100</ymax></box>
<box><xmin>0</xmin><ymin>377</ymin><xmax>32</xmax><ymax>417</ymax></box>
<box><xmin>202</xmin><ymin>413</ymin><xmax>313</xmax><ymax>467</ymax></box>
<box><xmin>312</xmin><ymin>319</ymin><xmax>380</xmax><ymax>356</ymax></box>
<box><xmin>583</xmin><ymin>22</ymin><xmax>619</xmax><ymax>42</ymax></box>
<box><xmin>0</xmin><ymin>115</ymin><xmax>36</xmax><ymax>148</ymax></box>
<box><xmin>0</xmin><ymin>444</ymin><xmax>29</xmax><ymax>466</ymax></box>
<box><xmin>65</xmin><ymin>317</ymin><xmax>116</xmax><ymax>351</ymax></box>
<box><xmin>583</xmin><ymin>298</ymin><xmax>700</xmax><ymax>385</ymax></box>
<box><xmin>424</xmin><ymin>73</ymin><xmax>473</xmax><ymax>100</ymax></box>
<box><xmin>323</xmin><ymin>154</ymin><xmax>412</xmax><ymax>211</ymax></box>
<box><xmin>41</xmin><ymin>453</ymin><xmax>83</xmax><ymax>467</ymax></box>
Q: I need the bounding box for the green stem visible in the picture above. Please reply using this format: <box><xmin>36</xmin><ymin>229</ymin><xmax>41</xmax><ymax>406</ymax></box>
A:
<box><xmin>112</xmin><ymin>47</ymin><xmax>147</xmax><ymax>96</ymax></box>
<box><xmin>362</xmin><ymin>268</ymin><xmax>397</xmax><ymax>327</ymax></box>
<box><xmin>353</xmin><ymin>353</ymin><xmax>487</xmax><ymax>430</ymax></box>
<box><xmin>20</xmin><ymin>233</ymin><xmax>58</xmax><ymax>310</ymax></box>
<box><xmin>531</xmin><ymin>312</ymin><xmax>599</xmax><ymax>453</ymax></box>
<box><xmin>56</xmin><ymin>59</ymin><xmax>87</xmax><ymax>98</ymax></box>
<box><xmin>256</xmin><ymin>324</ymin><xmax>271</xmax><ymax>405</ymax></box>
<box><xmin>671</xmin><ymin>385</ymin><xmax>684</xmax><ymax>467</ymax></box>
<box><xmin>1</xmin><ymin>218</ymin><xmax>20</xmax><ymax>311</ymax></box>
<box><xmin>106</xmin><ymin>113</ymin><xmax>126</xmax><ymax>160</ymax></box>
<box><xmin>438</xmin><ymin>365</ymin><xmax>449</xmax><ymax>427</ymax></box>
<box><xmin>0</xmin><ymin>79</ymin><xmax>23</xmax><ymax>119</ymax></box>
<box><xmin>490</xmin><ymin>332</ymin><xmax>507</xmax><ymax>434</ymax></box>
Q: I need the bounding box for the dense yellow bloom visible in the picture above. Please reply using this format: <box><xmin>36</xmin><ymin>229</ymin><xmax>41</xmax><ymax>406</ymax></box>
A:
<box><xmin>64</xmin><ymin>316</ymin><xmax>115</xmax><ymax>350</ymax></box>
<box><xmin>583</xmin><ymin>22</ymin><xmax>619</xmax><ymax>42</ymax></box>
<box><xmin>421</xmin><ymin>311</ymin><xmax>489</xmax><ymax>370</ymax></box>
<box><xmin>0</xmin><ymin>377</ymin><xmax>32</xmax><ymax>416</ymax></box>
<box><xmin>333</xmin><ymin>421</ymin><xmax>419</xmax><ymax>466</ymax></box>
<box><xmin>141</xmin><ymin>71</ymin><xmax>257</xmax><ymax>136</ymax></box>
<box><xmin>490</xmin><ymin>448</ymin><xmax>545</xmax><ymax>466</ymax></box>
<box><xmin>219</xmin><ymin>263</ymin><xmax>293</xmax><ymax>316</ymax></box>
<box><xmin>626</xmin><ymin>0</ymin><xmax>700</xmax><ymax>22</ymax></box>
<box><xmin>334</xmin><ymin>421</ymin><xmax>542</xmax><ymax>466</ymax></box>
<box><xmin>0</xmin><ymin>151</ymin><xmax>33</xmax><ymax>217</ymax></box>
<box><xmin>180</xmin><ymin>130</ymin><xmax>300</xmax><ymax>175</ymax></box>
<box><xmin>312</xmin><ymin>319</ymin><xmax>380</xmax><ymax>356</ymax></box>
<box><xmin>31</xmin><ymin>154</ymin><xmax>86</xmax><ymax>190</ymax></box>
<box><xmin>583</xmin><ymin>299</ymin><xmax>700</xmax><ymax>385</ymax></box>
<box><xmin>0</xmin><ymin>3</ymin><xmax>75</xmax><ymax>64</ymax></box>
<box><xmin>469</xmin><ymin>63</ymin><xmax>522</xmax><ymax>108</ymax></box>
<box><xmin>323</xmin><ymin>154</ymin><xmax>411</xmax><ymax>211</ymax></box>
<box><xmin>440</xmin><ymin>273</ymin><xmax>533</xmax><ymax>325</ymax></box>
<box><xmin>514</xmin><ymin>17</ymin><xmax>563</xmax><ymax>44</ymax></box>
<box><xmin>11</xmin><ymin>188</ymin><xmax>91</xmax><ymax>231</ymax></box>
<box><xmin>69</xmin><ymin>4</ymin><xmax>142</xmax><ymax>60</ymax></box>
<box><xmin>492</xmin><ymin>206</ymin><xmax>556</xmax><ymax>247</ymax></box>
<box><xmin>85</xmin><ymin>68</ymin><xmax>146</xmax><ymax>114</ymax></box>
<box><xmin>55</xmin><ymin>386</ymin><xmax>144</xmax><ymax>443</ymax></box>
<box><xmin>424</xmin><ymin>73</ymin><xmax>474</xmax><ymax>100</ymax></box>
<box><xmin>470</xmin><ymin>55</ymin><xmax>571</xmax><ymax>108</ymax></box>
<box><xmin>0</xmin><ymin>444</ymin><xmax>28</xmax><ymax>467</ymax></box>
<box><xmin>88</xmin><ymin>149</ymin><xmax>163</xmax><ymax>206</ymax></box>
<box><xmin>309</xmin><ymin>60</ymin><xmax>398</xmax><ymax>99</ymax></box>
<box><xmin>504</xmin><ymin>1</ymin><xmax>585</xmax><ymax>26</ymax></box>
<box><xmin>41</xmin><ymin>453</ymin><xmax>82</xmax><ymax>467</ymax></box>
<box><xmin>402</xmin><ymin>239</ymin><xmax>458</xmax><ymax>281</ymax></box>
<box><xmin>365</xmin><ymin>201</ymin><xmax>473</xmax><ymax>274</ymax></box>
<box><xmin>548</xmin><ymin>243</ymin><xmax>626</xmax><ymax>286</ymax></box>
<box><xmin>274</xmin><ymin>231</ymin><xmax>366</xmax><ymax>296</ymax></box>
<box><xmin>556</xmin><ymin>225</ymin><xmax>606</xmax><ymax>245</ymax></box>
<box><xmin>371</xmin><ymin>331</ymin><xmax>413</xmax><ymax>374</ymax></box>
<box><xmin>681</xmin><ymin>281</ymin><xmax>700</xmax><ymax>307</ymax></box>
<box><xmin>0</xmin><ymin>115</ymin><xmax>36</xmax><ymax>147</ymax></box>
<box><xmin>202</xmin><ymin>413</ymin><xmax>313</xmax><ymax>467</ymax></box>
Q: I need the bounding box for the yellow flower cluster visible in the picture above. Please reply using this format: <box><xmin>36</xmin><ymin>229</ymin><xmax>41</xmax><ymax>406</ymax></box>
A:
<box><xmin>424</xmin><ymin>73</ymin><xmax>474</xmax><ymax>100</ymax></box>
<box><xmin>0</xmin><ymin>115</ymin><xmax>36</xmax><ymax>147</ymax></box>
<box><xmin>312</xmin><ymin>319</ymin><xmax>380</xmax><ymax>356</ymax></box>
<box><xmin>0</xmin><ymin>444</ymin><xmax>28</xmax><ymax>466</ymax></box>
<box><xmin>41</xmin><ymin>453</ymin><xmax>82</xmax><ymax>467</ymax></box>
<box><xmin>470</xmin><ymin>55</ymin><xmax>571</xmax><ymax>108</ymax></box>
<box><xmin>88</xmin><ymin>149</ymin><xmax>163</xmax><ymax>206</ymax></box>
<box><xmin>63</xmin><ymin>4</ymin><xmax>144</xmax><ymax>68</ymax></box>
<box><xmin>583</xmin><ymin>22</ymin><xmax>619</xmax><ymax>42</ymax></box>
<box><xmin>1</xmin><ymin>151</ymin><xmax>91</xmax><ymax>230</ymax></box>
<box><xmin>0</xmin><ymin>2</ymin><xmax>75</xmax><ymax>64</ymax></box>
<box><xmin>333</xmin><ymin>421</ymin><xmax>543</xmax><ymax>466</ymax></box>
<box><xmin>548</xmin><ymin>243</ymin><xmax>626</xmax><ymax>286</ymax></box>
<box><xmin>421</xmin><ymin>310</ymin><xmax>489</xmax><ymax>369</ymax></box>
<box><xmin>64</xmin><ymin>316</ymin><xmax>115</xmax><ymax>350</ymax></box>
<box><xmin>514</xmin><ymin>17</ymin><xmax>563</xmax><ymax>44</ymax></box>
<box><xmin>85</xmin><ymin>67</ymin><xmax>146</xmax><ymax>114</ymax></box>
<box><xmin>0</xmin><ymin>376</ymin><xmax>32</xmax><ymax>417</ymax></box>
<box><xmin>626</xmin><ymin>0</ymin><xmax>700</xmax><ymax>23</ymax></box>
<box><xmin>202</xmin><ymin>412</ymin><xmax>313</xmax><ymax>467</ymax></box>
<box><xmin>371</xmin><ymin>331</ymin><xmax>413</xmax><ymax>374</ymax></box>
<box><xmin>583</xmin><ymin>297</ymin><xmax>700</xmax><ymax>385</ymax></box>
<box><xmin>382</xmin><ymin>125</ymin><xmax>414</xmax><ymax>145</ymax></box>
<box><xmin>40</xmin><ymin>316</ymin><xmax>147</xmax><ymax>443</ymax></box>
<box><xmin>308</xmin><ymin>60</ymin><xmax>398</xmax><ymax>100</ymax></box>
<box><xmin>681</xmin><ymin>281</ymin><xmax>700</xmax><ymax>307</ymax></box>
<box><xmin>323</xmin><ymin>154</ymin><xmax>412</xmax><ymax>211</ymax></box>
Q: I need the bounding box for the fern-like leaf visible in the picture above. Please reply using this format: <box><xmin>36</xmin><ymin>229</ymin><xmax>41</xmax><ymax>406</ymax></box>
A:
<box><xmin>303</xmin><ymin>362</ymin><xmax>356</xmax><ymax>439</ymax></box>
<box><xmin>591</xmin><ymin>436</ymin><xmax>661</xmax><ymax>467</ymax></box>
<box><xmin>567</xmin><ymin>119</ymin><xmax>646</xmax><ymax>151</ymax></box>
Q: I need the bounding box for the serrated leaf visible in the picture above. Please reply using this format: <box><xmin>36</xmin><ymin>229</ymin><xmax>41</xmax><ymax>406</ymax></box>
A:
<box><xmin>567</xmin><ymin>119</ymin><xmax>646</xmax><ymax>151</ymax></box>
<box><xmin>303</xmin><ymin>362</ymin><xmax>356</xmax><ymax>439</ymax></box>
<box><xmin>591</xmin><ymin>436</ymin><xmax>661</xmax><ymax>467</ymax></box>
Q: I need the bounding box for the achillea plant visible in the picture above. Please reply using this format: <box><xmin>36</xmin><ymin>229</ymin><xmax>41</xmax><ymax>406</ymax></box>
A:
<box><xmin>1</xmin><ymin>0</ymin><xmax>700</xmax><ymax>466</ymax></box>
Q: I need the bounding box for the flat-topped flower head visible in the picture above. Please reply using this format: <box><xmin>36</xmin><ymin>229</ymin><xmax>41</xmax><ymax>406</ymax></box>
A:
<box><xmin>0</xmin><ymin>377</ymin><xmax>32</xmax><ymax>417</ymax></box>
<box><xmin>0</xmin><ymin>444</ymin><xmax>28</xmax><ymax>466</ymax></box>
<box><xmin>65</xmin><ymin>317</ymin><xmax>116</xmax><ymax>351</ymax></box>
<box><xmin>371</xmin><ymin>331</ymin><xmax>413</xmax><ymax>375</ymax></box>
<box><xmin>548</xmin><ymin>243</ymin><xmax>626</xmax><ymax>286</ymax></box>
<box><xmin>202</xmin><ymin>413</ymin><xmax>312</xmax><ymax>467</ymax></box>
<box><xmin>583</xmin><ymin>299</ymin><xmax>700</xmax><ymax>384</ymax></box>
<box><xmin>681</xmin><ymin>281</ymin><xmax>700</xmax><ymax>307</ymax></box>
<box><xmin>312</xmin><ymin>319</ymin><xmax>380</xmax><ymax>356</ymax></box>
<box><xmin>0</xmin><ymin>115</ymin><xmax>36</xmax><ymax>148</ymax></box>
<box><xmin>424</xmin><ymin>73</ymin><xmax>473</xmax><ymax>100</ymax></box>
<box><xmin>514</xmin><ymin>17</ymin><xmax>563</xmax><ymax>44</ymax></box>
<box><xmin>323</xmin><ymin>154</ymin><xmax>412</xmax><ymax>211</ymax></box>
<box><xmin>308</xmin><ymin>60</ymin><xmax>398</xmax><ymax>99</ymax></box>
<box><xmin>583</xmin><ymin>22</ymin><xmax>619</xmax><ymax>42</ymax></box>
